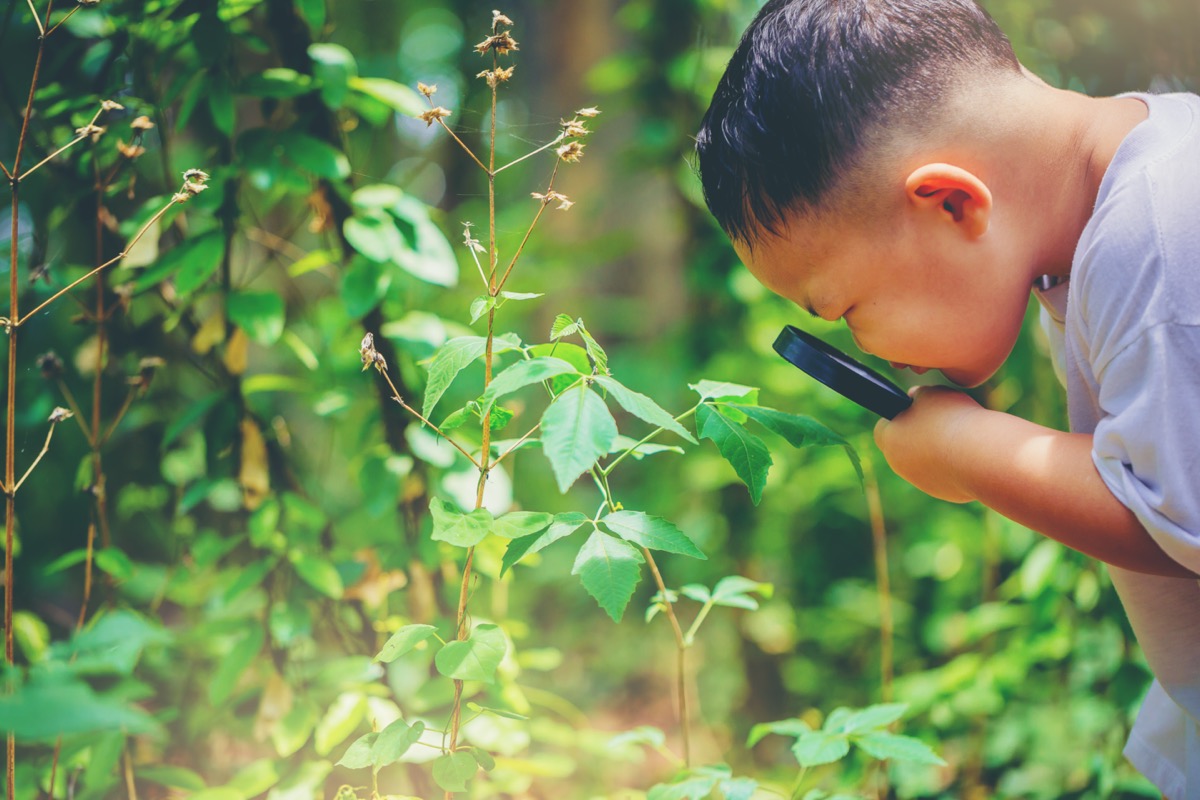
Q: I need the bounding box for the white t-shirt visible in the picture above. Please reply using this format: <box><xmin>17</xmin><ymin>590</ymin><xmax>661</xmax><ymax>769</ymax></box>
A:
<box><xmin>1036</xmin><ymin>91</ymin><xmax>1200</xmax><ymax>799</ymax></box>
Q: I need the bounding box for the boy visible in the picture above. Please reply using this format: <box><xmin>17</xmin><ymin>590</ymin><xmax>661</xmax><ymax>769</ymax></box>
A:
<box><xmin>695</xmin><ymin>0</ymin><xmax>1200</xmax><ymax>795</ymax></box>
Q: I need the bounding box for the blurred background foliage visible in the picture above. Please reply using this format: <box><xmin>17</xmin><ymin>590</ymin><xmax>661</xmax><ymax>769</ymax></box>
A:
<box><xmin>0</xmin><ymin>0</ymin><xmax>1195</xmax><ymax>798</ymax></box>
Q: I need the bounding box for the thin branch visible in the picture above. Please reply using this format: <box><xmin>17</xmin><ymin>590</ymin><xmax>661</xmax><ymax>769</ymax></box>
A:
<box><xmin>13</xmin><ymin>419</ymin><xmax>59</xmax><ymax>493</ymax></box>
<box><xmin>493</xmin><ymin>133</ymin><xmax>564</xmax><ymax>175</ymax></box>
<box><xmin>378</xmin><ymin>367</ymin><xmax>481</xmax><ymax>469</ymax></box>
<box><xmin>19</xmin><ymin>106</ymin><xmax>104</xmax><ymax>181</ymax></box>
<box><xmin>863</xmin><ymin>457</ymin><xmax>894</xmax><ymax>703</ymax></box>
<box><xmin>99</xmin><ymin>385</ymin><xmax>137</xmax><ymax>446</ymax></box>
<box><xmin>0</xmin><ymin>163</ymin><xmax>10</xmax><ymax>182</ymax></box>
<box><xmin>602</xmin><ymin>404</ymin><xmax>699</xmax><ymax>476</ymax></box>
<box><xmin>494</xmin><ymin>159</ymin><xmax>561</xmax><ymax>295</ymax></box>
<box><xmin>434</xmin><ymin>118</ymin><xmax>489</xmax><ymax>174</ymax></box>
<box><xmin>24</xmin><ymin>0</ymin><xmax>42</xmax><ymax>37</ymax></box>
<box><xmin>490</xmin><ymin>422</ymin><xmax>540</xmax><ymax>467</ymax></box>
<box><xmin>17</xmin><ymin>194</ymin><xmax>182</xmax><ymax>326</ymax></box>
<box><xmin>42</xmin><ymin>5</ymin><xmax>78</xmax><ymax>38</ymax></box>
<box><xmin>54</xmin><ymin>378</ymin><xmax>93</xmax><ymax>447</ymax></box>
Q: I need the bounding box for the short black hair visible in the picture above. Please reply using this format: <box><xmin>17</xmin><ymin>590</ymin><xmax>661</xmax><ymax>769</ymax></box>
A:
<box><xmin>696</xmin><ymin>0</ymin><xmax>1020</xmax><ymax>243</ymax></box>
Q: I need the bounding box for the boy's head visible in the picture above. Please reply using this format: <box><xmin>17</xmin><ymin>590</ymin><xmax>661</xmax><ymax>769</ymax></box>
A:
<box><xmin>697</xmin><ymin>0</ymin><xmax>1042</xmax><ymax>387</ymax></box>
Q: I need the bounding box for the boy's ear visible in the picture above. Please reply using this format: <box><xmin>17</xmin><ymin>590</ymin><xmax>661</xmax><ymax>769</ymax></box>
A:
<box><xmin>905</xmin><ymin>163</ymin><xmax>992</xmax><ymax>239</ymax></box>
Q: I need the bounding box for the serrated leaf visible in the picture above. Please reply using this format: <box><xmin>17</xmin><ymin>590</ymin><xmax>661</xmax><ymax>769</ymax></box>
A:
<box><xmin>841</xmin><ymin>703</ymin><xmax>908</xmax><ymax>734</ymax></box>
<box><xmin>550</xmin><ymin>314</ymin><xmax>581</xmax><ymax>340</ymax></box>
<box><xmin>479</xmin><ymin>357</ymin><xmax>578</xmax><ymax>416</ymax></box>
<box><xmin>599</xmin><ymin>511</ymin><xmax>705</xmax><ymax>559</ymax></box>
<box><xmin>577</xmin><ymin>323</ymin><xmax>609</xmax><ymax>374</ymax></box>
<box><xmin>540</xmin><ymin>386</ymin><xmax>617</xmax><ymax>493</ymax></box>
<box><xmin>697</xmin><ymin>404</ymin><xmax>772</xmax><ymax>504</ymax></box>
<box><xmin>792</xmin><ymin>731</ymin><xmax>850</xmax><ymax>767</ymax></box>
<box><xmin>689</xmin><ymin>380</ymin><xmax>758</xmax><ymax>401</ymax></box>
<box><xmin>747</xmin><ymin>718</ymin><xmax>812</xmax><ymax>748</ymax></box>
<box><xmin>726</xmin><ymin>404</ymin><xmax>863</xmax><ymax>482</ymax></box>
<box><xmin>432</xmin><ymin>751</ymin><xmax>477</xmax><ymax>793</ymax></box>
<box><xmin>372</xmin><ymin>719</ymin><xmax>425</xmax><ymax>767</ymax></box>
<box><xmin>854</xmin><ymin>732</ymin><xmax>945</xmax><ymax>766</ymax></box>
<box><xmin>429</xmin><ymin>497</ymin><xmax>493</xmax><ymax>547</ymax></box>
<box><xmin>500</xmin><ymin>512</ymin><xmax>589</xmax><ymax>576</ymax></box>
<box><xmin>594</xmin><ymin>376</ymin><xmax>696</xmax><ymax>444</ymax></box>
<box><xmin>422</xmin><ymin>337</ymin><xmax>490</xmax><ymax>418</ymax></box>
<box><xmin>572</xmin><ymin>530</ymin><xmax>643</xmax><ymax>622</ymax></box>
<box><xmin>434</xmin><ymin>624</ymin><xmax>506</xmax><ymax>683</ymax></box>
<box><xmin>492</xmin><ymin>511</ymin><xmax>553</xmax><ymax>540</ymax></box>
<box><xmin>375</xmin><ymin>624</ymin><xmax>438</xmax><ymax>663</ymax></box>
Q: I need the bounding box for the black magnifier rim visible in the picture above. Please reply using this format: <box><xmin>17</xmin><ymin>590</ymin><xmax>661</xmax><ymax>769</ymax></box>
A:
<box><xmin>772</xmin><ymin>325</ymin><xmax>913</xmax><ymax>419</ymax></box>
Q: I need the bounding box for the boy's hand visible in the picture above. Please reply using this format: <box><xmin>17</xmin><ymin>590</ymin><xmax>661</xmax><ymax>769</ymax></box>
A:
<box><xmin>873</xmin><ymin>386</ymin><xmax>988</xmax><ymax>503</ymax></box>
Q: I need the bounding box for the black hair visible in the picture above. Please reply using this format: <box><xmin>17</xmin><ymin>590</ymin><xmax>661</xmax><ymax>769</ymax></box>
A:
<box><xmin>696</xmin><ymin>0</ymin><xmax>1020</xmax><ymax>243</ymax></box>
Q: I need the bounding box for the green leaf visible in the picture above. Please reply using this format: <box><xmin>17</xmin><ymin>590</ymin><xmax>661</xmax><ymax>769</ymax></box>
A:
<box><xmin>500</xmin><ymin>290</ymin><xmax>542</xmax><ymax>302</ymax></box>
<box><xmin>335</xmin><ymin>733</ymin><xmax>376</xmax><ymax>769</ymax></box>
<box><xmin>314</xmin><ymin>693</ymin><xmax>368</xmax><ymax>756</ymax></box>
<box><xmin>500</xmin><ymin>512</ymin><xmax>588</xmax><ymax>576</ymax></box>
<box><xmin>609</xmin><ymin>726</ymin><xmax>665</xmax><ymax>749</ymax></box>
<box><xmin>727</xmin><ymin>404</ymin><xmax>863</xmax><ymax>482</ymax></box>
<box><xmin>578</xmin><ymin>323</ymin><xmax>609</xmax><ymax>374</ymax></box>
<box><xmin>429</xmin><ymin>497</ymin><xmax>493</xmax><ymax>548</ymax></box>
<box><xmin>540</xmin><ymin>385</ymin><xmax>618</xmax><ymax>493</ymax></box>
<box><xmin>431</xmin><ymin>751</ymin><xmax>477</xmax><ymax>793</ymax></box>
<box><xmin>572</xmin><ymin>530</ymin><xmax>643</xmax><ymax>622</ymax></box>
<box><xmin>854</xmin><ymin>732</ymin><xmax>946</xmax><ymax>766</ymax></box>
<box><xmin>609</xmin><ymin>435</ymin><xmax>685</xmax><ymax>460</ymax></box>
<box><xmin>470</xmin><ymin>747</ymin><xmax>496</xmax><ymax>771</ymax></box>
<box><xmin>296</xmin><ymin>0</ymin><xmax>325</xmax><ymax>32</ymax></box>
<box><xmin>697</xmin><ymin>404</ymin><xmax>772</xmax><ymax>504</ymax></box>
<box><xmin>710</xmin><ymin>575</ymin><xmax>773</xmax><ymax>609</ymax></box>
<box><xmin>345</xmin><ymin>211</ymin><xmax>404</xmax><ymax>263</ymax></box>
<box><xmin>0</xmin><ymin>677</ymin><xmax>160</xmax><ymax>741</ymax></box>
<box><xmin>492</xmin><ymin>511</ymin><xmax>554</xmax><ymax>540</ymax></box>
<box><xmin>679</xmin><ymin>584</ymin><xmax>711</xmax><ymax>604</ymax></box>
<box><xmin>375</xmin><ymin>624</ymin><xmax>438</xmax><ymax>663</ymax></box>
<box><xmin>469</xmin><ymin>295</ymin><xmax>496</xmax><ymax>325</ymax></box>
<box><xmin>136</xmin><ymin>765</ymin><xmax>207</xmax><ymax>792</ymax></box>
<box><xmin>390</xmin><ymin>194</ymin><xmax>458</xmax><ymax>287</ymax></box>
<box><xmin>594</xmin><ymin>376</ymin><xmax>696</xmax><ymax>444</ymax></box>
<box><xmin>209</xmin><ymin>77</ymin><xmax>235</xmax><ymax>136</ymax></box>
<box><xmin>719</xmin><ymin>777</ymin><xmax>758</xmax><ymax>800</ymax></box>
<box><xmin>434</xmin><ymin>624</ymin><xmax>506</xmax><ymax>683</ymax></box>
<box><xmin>242</xmin><ymin>68</ymin><xmax>315</xmax><ymax>98</ymax></box>
<box><xmin>372</xmin><ymin>719</ymin><xmax>425</xmax><ymax>767</ymax></box>
<box><xmin>550</xmin><ymin>314</ymin><xmax>581</xmax><ymax>340</ymax></box>
<box><xmin>272</xmin><ymin>701</ymin><xmax>319</xmax><ymax>757</ymax></box>
<box><xmin>599</xmin><ymin>511</ymin><xmax>705</xmax><ymax>559</ymax></box>
<box><xmin>480</xmin><ymin>357</ymin><xmax>579</xmax><ymax>415</ymax></box>
<box><xmin>278</xmin><ymin>130</ymin><xmax>349</xmax><ymax>179</ymax></box>
<box><xmin>792</xmin><ymin>731</ymin><xmax>850</xmax><ymax>767</ymax></box>
<box><xmin>341</xmin><ymin>256</ymin><xmax>392</xmax><ymax>319</ymax></box>
<box><xmin>422</xmin><ymin>337</ymin><xmax>489</xmax><ymax>418</ymax></box>
<box><xmin>134</xmin><ymin>230</ymin><xmax>223</xmax><ymax>293</ymax></box>
<box><xmin>747</xmin><ymin>718</ymin><xmax>812</xmax><ymax>748</ymax></box>
<box><xmin>647</xmin><ymin>776</ymin><xmax>717</xmax><ymax>800</ymax></box>
<box><xmin>309</xmin><ymin>43</ymin><xmax>357</xmax><ymax>109</ymax></box>
<box><xmin>841</xmin><ymin>703</ymin><xmax>908</xmax><ymax>734</ymax></box>
<box><xmin>209</xmin><ymin>625</ymin><xmax>264</xmax><ymax>704</ymax></box>
<box><xmin>466</xmin><ymin>702</ymin><xmax>529</xmax><ymax>721</ymax></box>
<box><xmin>349</xmin><ymin>76</ymin><xmax>424</xmax><ymax>116</ymax></box>
<box><xmin>689</xmin><ymin>380</ymin><xmax>758</xmax><ymax>402</ymax></box>
<box><xmin>227</xmin><ymin>292</ymin><xmax>286</xmax><ymax>345</ymax></box>
<box><xmin>289</xmin><ymin>551</ymin><xmax>344</xmax><ymax>598</ymax></box>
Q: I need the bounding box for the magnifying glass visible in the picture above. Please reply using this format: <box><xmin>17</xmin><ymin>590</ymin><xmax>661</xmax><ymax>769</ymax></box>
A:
<box><xmin>772</xmin><ymin>325</ymin><xmax>913</xmax><ymax>419</ymax></box>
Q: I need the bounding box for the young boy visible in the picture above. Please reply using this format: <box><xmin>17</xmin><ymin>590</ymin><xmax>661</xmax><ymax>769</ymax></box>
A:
<box><xmin>695</xmin><ymin>0</ymin><xmax>1200</xmax><ymax>795</ymax></box>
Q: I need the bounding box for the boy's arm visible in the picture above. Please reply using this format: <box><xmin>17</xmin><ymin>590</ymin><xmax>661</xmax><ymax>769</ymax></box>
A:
<box><xmin>874</xmin><ymin>386</ymin><xmax>1197</xmax><ymax>579</ymax></box>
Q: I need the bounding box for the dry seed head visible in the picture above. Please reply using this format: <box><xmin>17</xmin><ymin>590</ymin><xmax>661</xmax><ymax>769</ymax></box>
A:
<box><xmin>418</xmin><ymin>106</ymin><xmax>452</xmax><ymax>127</ymax></box>
<box><xmin>492</xmin><ymin>10</ymin><xmax>514</xmax><ymax>31</ymax></box>
<box><xmin>183</xmin><ymin>168</ymin><xmax>210</xmax><ymax>183</ymax></box>
<box><xmin>48</xmin><ymin>407</ymin><xmax>73</xmax><ymax>424</ymax></box>
<box><xmin>462</xmin><ymin>223</ymin><xmax>485</xmax><ymax>253</ymax></box>
<box><xmin>576</xmin><ymin>107</ymin><xmax>600</xmax><ymax>118</ymax></box>
<box><xmin>100</xmin><ymin>99</ymin><xmax>124</xmax><ymax>112</ymax></box>
<box><xmin>418</xmin><ymin>82</ymin><xmax>437</xmax><ymax>97</ymax></box>
<box><xmin>556</xmin><ymin>141</ymin><xmax>585</xmax><ymax>163</ymax></box>
<box><xmin>131</xmin><ymin>115</ymin><xmax>155</xmax><ymax>131</ymax></box>
<box><xmin>117</xmin><ymin>141</ymin><xmax>146</xmax><ymax>159</ymax></box>
<box><xmin>475</xmin><ymin>31</ymin><xmax>519</xmax><ymax>56</ymax></box>
<box><xmin>360</xmin><ymin>332</ymin><xmax>386</xmax><ymax>372</ymax></box>
<box><xmin>75</xmin><ymin>123</ymin><xmax>106</xmax><ymax>140</ymax></box>
<box><xmin>561</xmin><ymin>118</ymin><xmax>589</xmax><ymax>138</ymax></box>
<box><xmin>37</xmin><ymin>351</ymin><xmax>64</xmax><ymax>380</ymax></box>
<box><xmin>77</xmin><ymin>0</ymin><xmax>100</xmax><ymax>6</ymax></box>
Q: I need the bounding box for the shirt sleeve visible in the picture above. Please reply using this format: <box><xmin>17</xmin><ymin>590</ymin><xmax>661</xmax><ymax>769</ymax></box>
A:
<box><xmin>1092</xmin><ymin>321</ymin><xmax>1200</xmax><ymax>574</ymax></box>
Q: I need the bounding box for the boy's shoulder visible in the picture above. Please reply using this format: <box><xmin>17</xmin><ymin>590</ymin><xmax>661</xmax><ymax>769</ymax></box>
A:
<box><xmin>1073</xmin><ymin>92</ymin><xmax>1200</xmax><ymax>340</ymax></box>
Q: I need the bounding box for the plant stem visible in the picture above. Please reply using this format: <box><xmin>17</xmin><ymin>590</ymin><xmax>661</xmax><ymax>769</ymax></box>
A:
<box><xmin>494</xmin><ymin>158</ymin><xmax>560</xmax><ymax>295</ymax></box>
<box><xmin>862</xmin><ymin>457</ymin><xmax>894</xmax><ymax>703</ymax></box>
<box><xmin>788</xmin><ymin>766</ymin><xmax>810</xmax><ymax>800</ymax></box>
<box><xmin>12</xmin><ymin>418</ymin><xmax>59</xmax><ymax>493</ymax></box>
<box><xmin>490</xmin><ymin>422</ymin><xmax>540</xmax><ymax>467</ymax></box>
<box><xmin>682</xmin><ymin>600</ymin><xmax>714</xmax><ymax>646</ymax></box>
<box><xmin>377</xmin><ymin>368</ymin><xmax>480</xmax><ymax>469</ymax></box>
<box><xmin>602</xmin><ymin>404</ymin><xmax>699</xmax><ymax>476</ymax></box>
<box><xmin>492</xmin><ymin>133</ymin><xmax>564</xmax><ymax>175</ymax></box>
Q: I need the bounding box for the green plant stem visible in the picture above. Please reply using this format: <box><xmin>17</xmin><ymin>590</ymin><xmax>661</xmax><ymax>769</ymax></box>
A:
<box><xmin>682</xmin><ymin>600</ymin><xmax>714</xmax><ymax>647</ymax></box>
<box><xmin>12</xmin><ymin>418</ymin><xmax>59</xmax><ymax>493</ymax></box>
<box><xmin>493</xmin><ymin>158</ymin><xmax>561</xmax><ymax>295</ymax></box>
<box><xmin>490</xmin><ymin>422</ymin><xmax>539</xmax><ymax>467</ymax></box>
<box><xmin>378</xmin><ymin>367</ymin><xmax>480</xmax><ymax>468</ymax></box>
<box><xmin>862</xmin><ymin>457</ymin><xmax>893</xmax><ymax>703</ymax></box>
<box><xmin>590</xmin><ymin>466</ymin><xmax>693</xmax><ymax>767</ymax></box>
<box><xmin>601</xmin><ymin>404</ymin><xmax>699</xmax><ymax>476</ymax></box>
<box><xmin>788</xmin><ymin>766</ymin><xmax>810</xmax><ymax>800</ymax></box>
<box><xmin>53</xmin><ymin>378</ymin><xmax>92</xmax><ymax>446</ymax></box>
